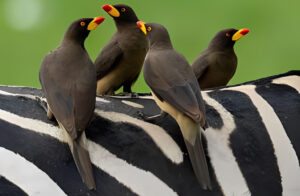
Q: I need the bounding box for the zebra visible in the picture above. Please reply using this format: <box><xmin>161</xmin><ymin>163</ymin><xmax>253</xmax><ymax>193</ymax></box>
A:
<box><xmin>0</xmin><ymin>71</ymin><xmax>299</xmax><ymax>196</ymax></box>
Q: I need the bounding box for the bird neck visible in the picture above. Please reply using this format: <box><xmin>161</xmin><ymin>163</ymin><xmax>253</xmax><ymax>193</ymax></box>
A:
<box><xmin>61</xmin><ymin>37</ymin><xmax>86</xmax><ymax>50</ymax></box>
<box><xmin>115</xmin><ymin>22</ymin><xmax>137</xmax><ymax>32</ymax></box>
<box><xmin>207</xmin><ymin>42</ymin><xmax>235</xmax><ymax>52</ymax></box>
<box><xmin>150</xmin><ymin>41</ymin><xmax>173</xmax><ymax>50</ymax></box>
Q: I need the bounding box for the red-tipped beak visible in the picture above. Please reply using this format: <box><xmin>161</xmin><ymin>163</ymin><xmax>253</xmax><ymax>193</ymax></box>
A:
<box><xmin>232</xmin><ymin>28</ymin><xmax>250</xmax><ymax>41</ymax></box>
<box><xmin>102</xmin><ymin>4</ymin><xmax>112</xmax><ymax>12</ymax></box>
<box><xmin>87</xmin><ymin>17</ymin><xmax>105</xmax><ymax>31</ymax></box>
<box><xmin>93</xmin><ymin>17</ymin><xmax>105</xmax><ymax>25</ymax></box>
<box><xmin>102</xmin><ymin>4</ymin><xmax>120</xmax><ymax>17</ymax></box>
<box><xmin>240</xmin><ymin>28</ymin><xmax>250</xmax><ymax>35</ymax></box>
<box><xmin>137</xmin><ymin>21</ymin><xmax>147</xmax><ymax>35</ymax></box>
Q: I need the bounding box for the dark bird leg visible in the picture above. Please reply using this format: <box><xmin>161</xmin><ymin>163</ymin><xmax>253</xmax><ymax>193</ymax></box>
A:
<box><xmin>116</xmin><ymin>81</ymin><xmax>139</xmax><ymax>98</ymax></box>
<box><xmin>137</xmin><ymin>110</ymin><xmax>167</xmax><ymax>123</ymax></box>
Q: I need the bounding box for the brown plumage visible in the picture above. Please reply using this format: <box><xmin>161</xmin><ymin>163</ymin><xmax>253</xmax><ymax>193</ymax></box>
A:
<box><xmin>39</xmin><ymin>17</ymin><xmax>105</xmax><ymax>190</ymax></box>
<box><xmin>138</xmin><ymin>22</ymin><xmax>211</xmax><ymax>190</ymax></box>
<box><xmin>95</xmin><ymin>4</ymin><xmax>148</xmax><ymax>95</ymax></box>
<box><xmin>192</xmin><ymin>28</ymin><xmax>249</xmax><ymax>89</ymax></box>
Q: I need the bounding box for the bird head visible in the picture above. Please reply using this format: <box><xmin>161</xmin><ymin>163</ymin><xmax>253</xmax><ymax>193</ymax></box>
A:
<box><xmin>64</xmin><ymin>17</ymin><xmax>105</xmax><ymax>44</ymax></box>
<box><xmin>137</xmin><ymin>22</ymin><xmax>173</xmax><ymax>49</ymax></box>
<box><xmin>102</xmin><ymin>4</ymin><xmax>139</xmax><ymax>23</ymax></box>
<box><xmin>209</xmin><ymin>28</ymin><xmax>250</xmax><ymax>49</ymax></box>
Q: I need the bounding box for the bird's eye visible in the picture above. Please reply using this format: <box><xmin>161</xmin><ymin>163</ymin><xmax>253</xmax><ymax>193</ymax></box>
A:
<box><xmin>121</xmin><ymin>8</ymin><xmax>126</xmax><ymax>12</ymax></box>
<box><xmin>147</xmin><ymin>26</ymin><xmax>152</xmax><ymax>32</ymax></box>
<box><xmin>80</xmin><ymin>22</ymin><xmax>86</xmax><ymax>27</ymax></box>
<box><xmin>226</xmin><ymin>33</ymin><xmax>230</xmax><ymax>37</ymax></box>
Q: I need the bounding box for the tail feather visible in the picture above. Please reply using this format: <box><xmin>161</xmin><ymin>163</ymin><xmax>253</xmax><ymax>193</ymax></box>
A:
<box><xmin>58</xmin><ymin>122</ymin><xmax>96</xmax><ymax>190</ymax></box>
<box><xmin>72</xmin><ymin>139</ymin><xmax>96</xmax><ymax>190</ymax></box>
<box><xmin>183</xmin><ymin>128</ymin><xmax>212</xmax><ymax>190</ymax></box>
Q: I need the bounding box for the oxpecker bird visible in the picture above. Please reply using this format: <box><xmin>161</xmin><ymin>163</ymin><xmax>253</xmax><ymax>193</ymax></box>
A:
<box><xmin>39</xmin><ymin>17</ymin><xmax>105</xmax><ymax>190</ymax></box>
<box><xmin>95</xmin><ymin>4</ymin><xmax>148</xmax><ymax>96</ymax></box>
<box><xmin>137</xmin><ymin>21</ymin><xmax>212</xmax><ymax>190</ymax></box>
<box><xmin>192</xmin><ymin>28</ymin><xmax>249</xmax><ymax>89</ymax></box>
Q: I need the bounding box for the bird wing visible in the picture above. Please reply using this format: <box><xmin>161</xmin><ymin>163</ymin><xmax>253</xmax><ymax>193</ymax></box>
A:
<box><xmin>39</xmin><ymin>49</ymin><xmax>96</xmax><ymax>139</ymax></box>
<box><xmin>94</xmin><ymin>34</ymin><xmax>123</xmax><ymax>80</ymax></box>
<box><xmin>144</xmin><ymin>50</ymin><xmax>206</xmax><ymax>125</ymax></box>
<box><xmin>192</xmin><ymin>51</ymin><xmax>210</xmax><ymax>79</ymax></box>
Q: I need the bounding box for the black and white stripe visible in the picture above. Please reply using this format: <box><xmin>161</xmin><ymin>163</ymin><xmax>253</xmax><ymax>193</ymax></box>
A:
<box><xmin>0</xmin><ymin>71</ymin><xmax>299</xmax><ymax>196</ymax></box>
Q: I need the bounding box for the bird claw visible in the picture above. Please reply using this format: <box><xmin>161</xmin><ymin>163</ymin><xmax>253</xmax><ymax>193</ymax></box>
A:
<box><xmin>35</xmin><ymin>96</ymin><xmax>48</xmax><ymax>113</ymax></box>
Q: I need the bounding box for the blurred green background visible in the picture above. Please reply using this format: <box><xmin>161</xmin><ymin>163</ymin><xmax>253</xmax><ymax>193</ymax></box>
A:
<box><xmin>0</xmin><ymin>0</ymin><xmax>299</xmax><ymax>92</ymax></box>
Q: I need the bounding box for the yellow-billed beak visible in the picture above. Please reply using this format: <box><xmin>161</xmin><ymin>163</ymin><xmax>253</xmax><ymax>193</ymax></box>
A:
<box><xmin>232</xmin><ymin>28</ymin><xmax>250</xmax><ymax>41</ymax></box>
<box><xmin>87</xmin><ymin>17</ymin><xmax>105</xmax><ymax>31</ymax></box>
<box><xmin>102</xmin><ymin>4</ymin><xmax>120</xmax><ymax>17</ymax></box>
<box><xmin>137</xmin><ymin>21</ymin><xmax>147</xmax><ymax>35</ymax></box>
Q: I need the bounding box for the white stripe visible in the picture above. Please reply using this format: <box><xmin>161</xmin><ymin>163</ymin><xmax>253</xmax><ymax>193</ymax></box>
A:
<box><xmin>0</xmin><ymin>110</ymin><xmax>178</xmax><ymax>196</ymax></box>
<box><xmin>237</xmin><ymin>86</ymin><xmax>300</xmax><ymax>195</ymax></box>
<box><xmin>96</xmin><ymin>97</ymin><xmax>111</xmax><ymax>103</ymax></box>
<box><xmin>0</xmin><ymin>89</ymin><xmax>37</xmax><ymax>100</ymax></box>
<box><xmin>272</xmin><ymin>75</ymin><xmax>300</xmax><ymax>94</ymax></box>
<box><xmin>88</xmin><ymin>141</ymin><xmax>177</xmax><ymax>196</ymax></box>
<box><xmin>121</xmin><ymin>100</ymin><xmax>144</xmax><ymax>109</ymax></box>
<box><xmin>95</xmin><ymin>110</ymin><xmax>183</xmax><ymax>164</ymax></box>
<box><xmin>0</xmin><ymin>147</ymin><xmax>66</xmax><ymax>196</ymax></box>
<box><xmin>0</xmin><ymin>84</ymin><xmax>32</xmax><ymax>88</ymax></box>
<box><xmin>0</xmin><ymin>109</ymin><xmax>65</xmax><ymax>142</ymax></box>
<box><xmin>202</xmin><ymin>92</ymin><xmax>250</xmax><ymax>196</ymax></box>
<box><xmin>0</xmin><ymin>89</ymin><xmax>182</xmax><ymax>164</ymax></box>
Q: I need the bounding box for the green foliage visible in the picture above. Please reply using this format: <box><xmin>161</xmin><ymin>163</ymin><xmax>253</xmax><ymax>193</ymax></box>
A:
<box><xmin>0</xmin><ymin>0</ymin><xmax>299</xmax><ymax>92</ymax></box>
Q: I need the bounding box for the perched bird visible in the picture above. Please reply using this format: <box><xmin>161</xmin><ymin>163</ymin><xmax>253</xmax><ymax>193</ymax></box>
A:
<box><xmin>95</xmin><ymin>4</ymin><xmax>148</xmax><ymax>95</ymax></box>
<box><xmin>39</xmin><ymin>17</ymin><xmax>105</xmax><ymax>190</ymax></box>
<box><xmin>137</xmin><ymin>21</ymin><xmax>212</xmax><ymax>190</ymax></box>
<box><xmin>192</xmin><ymin>28</ymin><xmax>249</xmax><ymax>89</ymax></box>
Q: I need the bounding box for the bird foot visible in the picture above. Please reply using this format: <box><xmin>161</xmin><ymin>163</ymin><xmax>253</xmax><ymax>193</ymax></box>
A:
<box><xmin>35</xmin><ymin>96</ymin><xmax>48</xmax><ymax>113</ymax></box>
<box><xmin>35</xmin><ymin>96</ymin><xmax>56</xmax><ymax>122</ymax></box>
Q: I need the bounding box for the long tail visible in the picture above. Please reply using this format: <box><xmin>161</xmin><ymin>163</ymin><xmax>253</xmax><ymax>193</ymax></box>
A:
<box><xmin>179</xmin><ymin>116</ymin><xmax>212</xmax><ymax>190</ymax></box>
<box><xmin>71</xmin><ymin>134</ymin><xmax>96</xmax><ymax>190</ymax></box>
<box><xmin>58</xmin><ymin>122</ymin><xmax>96</xmax><ymax>190</ymax></box>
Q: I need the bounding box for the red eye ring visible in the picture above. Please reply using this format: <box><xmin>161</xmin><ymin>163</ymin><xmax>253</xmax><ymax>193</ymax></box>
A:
<box><xmin>226</xmin><ymin>33</ymin><xmax>230</xmax><ymax>37</ymax></box>
<box><xmin>147</xmin><ymin>26</ymin><xmax>152</xmax><ymax>32</ymax></box>
<box><xmin>80</xmin><ymin>22</ymin><xmax>85</xmax><ymax>27</ymax></box>
<box><xmin>121</xmin><ymin>8</ymin><xmax>126</xmax><ymax>12</ymax></box>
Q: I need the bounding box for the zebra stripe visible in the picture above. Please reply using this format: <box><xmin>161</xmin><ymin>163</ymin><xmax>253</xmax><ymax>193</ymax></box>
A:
<box><xmin>255</xmin><ymin>83</ymin><xmax>300</xmax><ymax>165</ymax></box>
<box><xmin>0</xmin><ymin>147</ymin><xmax>67</xmax><ymax>196</ymax></box>
<box><xmin>237</xmin><ymin>85</ymin><xmax>300</xmax><ymax>195</ymax></box>
<box><xmin>209</xmin><ymin>89</ymin><xmax>282</xmax><ymax>195</ymax></box>
<box><xmin>0</xmin><ymin>109</ymin><xmax>178</xmax><ymax>196</ymax></box>
<box><xmin>95</xmin><ymin>110</ymin><xmax>183</xmax><ymax>164</ymax></box>
<box><xmin>121</xmin><ymin>100</ymin><xmax>145</xmax><ymax>109</ymax></box>
<box><xmin>0</xmin><ymin>176</ymin><xmax>27</xmax><ymax>196</ymax></box>
<box><xmin>0</xmin><ymin>89</ymin><xmax>183</xmax><ymax>164</ymax></box>
<box><xmin>272</xmin><ymin>76</ymin><xmax>300</xmax><ymax>93</ymax></box>
<box><xmin>202</xmin><ymin>92</ymin><xmax>250</xmax><ymax>196</ymax></box>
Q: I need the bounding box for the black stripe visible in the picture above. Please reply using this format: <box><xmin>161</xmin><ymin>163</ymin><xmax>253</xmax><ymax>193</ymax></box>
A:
<box><xmin>90</xmin><ymin>112</ymin><xmax>223</xmax><ymax>196</ymax></box>
<box><xmin>0</xmin><ymin>120</ymin><xmax>137</xmax><ymax>196</ymax></box>
<box><xmin>205</xmin><ymin>102</ymin><xmax>223</xmax><ymax>129</ymax></box>
<box><xmin>0</xmin><ymin>94</ymin><xmax>52</xmax><ymax>125</ymax></box>
<box><xmin>0</xmin><ymin>176</ymin><xmax>28</xmax><ymax>196</ymax></box>
<box><xmin>208</xmin><ymin>90</ymin><xmax>282</xmax><ymax>196</ymax></box>
<box><xmin>256</xmin><ymin>83</ymin><xmax>300</xmax><ymax>165</ymax></box>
